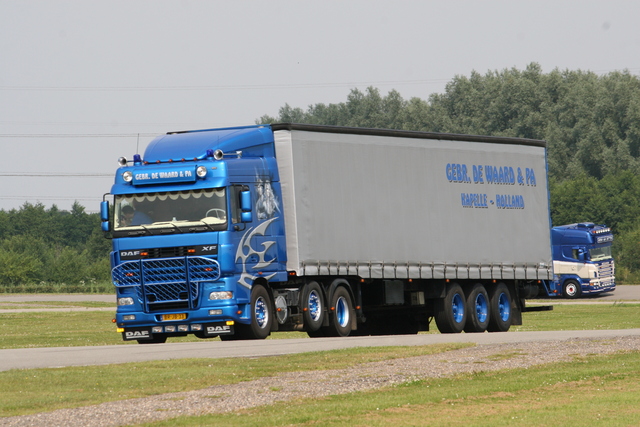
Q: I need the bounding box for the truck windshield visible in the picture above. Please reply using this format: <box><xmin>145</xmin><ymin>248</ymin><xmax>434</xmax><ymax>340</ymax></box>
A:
<box><xmin>113</xmin><ymin>188</ymin><xmax>227</xmax><ymax>234</ymax></box>
<box><xmin>589</xmin><ymin>246</ymin><xmax>613</xmax><ymax>262</ymax></box>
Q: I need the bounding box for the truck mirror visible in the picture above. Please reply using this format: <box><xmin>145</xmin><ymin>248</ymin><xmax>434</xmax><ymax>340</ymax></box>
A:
<box><xmin>240</xmin><ymin>190</ymin><xmax>252</xmax><ymax>212</ymax></box>
<box><xmin>100</xmin><ymin>201</ymin><xmax>110</xmax><ymax>230</ymax></box>
<box><xmin>100</xmin><ymin>201</ymin><xmax>110</xmax><ymax>221</ymax></box>
<box><xmin>577</xmin><ymin>248</ymin><xmax>586</xmax><ymax>261</ymax></box>
<box><xmin>240</xmin><ymin>190</ymin><xmax>252</xmax><ymax>223</ymax></box>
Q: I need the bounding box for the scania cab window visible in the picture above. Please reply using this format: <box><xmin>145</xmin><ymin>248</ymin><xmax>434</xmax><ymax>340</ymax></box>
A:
<box><xmin>590</xmin><ymin>246</ymin><xmax>612</xmax><ymax>262</ymax></box>
<box><xmin>113</xmin><ymin>188</ymin><xmax>227</xmax><ymax>234</ymax></box>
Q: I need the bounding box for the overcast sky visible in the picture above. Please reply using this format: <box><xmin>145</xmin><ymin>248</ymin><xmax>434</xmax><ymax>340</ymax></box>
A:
<box><xmin>1</xmin><ymin>1</ymin><xmax>639</xmax><ymax>212</ymax></box>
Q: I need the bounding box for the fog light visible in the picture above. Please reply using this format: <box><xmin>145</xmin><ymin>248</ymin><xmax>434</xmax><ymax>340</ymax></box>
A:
<box><xmin>164</xmin><ymin>325</ymin><xmax>176</xmax><ymax>333</ymax></box>
<box><xmin>118</xmin><ymin>297</ymin><xmax>134</xmax><ymax>306</ymax></box>
<box><xmin>191</xmin><ymin>324</ymin><xmax>202</xmax><ymax>331</ymax></box>
<box><xmin>178</xmin><ymin>325</ymin><xmax>189</xmax><ymax>332</ymax></box>
<box><xmin>123</xmin><ymin>315</ymin><xmax>136</xmax><ymax>321</ymax></box>
<box><xmin>152</xmin><ymin>326</ymin><xmax>163</xmax><ymax>333</ymax></box>
<box><xmin>209</xmin><ymin>309</ymin><xmax>223</xmax><ymax>316</ymax></box>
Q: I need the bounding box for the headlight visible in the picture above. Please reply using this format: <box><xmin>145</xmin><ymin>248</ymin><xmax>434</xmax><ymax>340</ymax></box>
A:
<box><xmin>209</xmin><ymin>291</ymin><xmax>233</xmax><ymax>300</ymax></box>
<box><xmin>122</xmin><ymin>171</ymin><xmax>133</xmax><ymax>182</ymax></box>
<box><xmin>118</xmin><ymin>297</ymin><xmax>134</xmax><ymax>306</ymax></box>
<box><xmin>196</xmin><ymin>165</ymin><xmax>207</xmax><ymax>178</ymax></box>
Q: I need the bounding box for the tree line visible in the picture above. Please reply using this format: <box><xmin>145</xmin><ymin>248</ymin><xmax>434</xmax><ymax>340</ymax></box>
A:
<box><xmin>2</xmin><ymin>63</ymin><xmax>639</xmax><ymax>287</ymax></box>
<box><xmin>0</xmin><ymin>202</ymin><xmax>111</xmax><ymax>288</ymax></box>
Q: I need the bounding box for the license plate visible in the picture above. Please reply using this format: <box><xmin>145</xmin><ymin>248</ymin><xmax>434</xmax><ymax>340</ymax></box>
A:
<box><xmin>162</xmin><ymin>313</ymin><xmax>187</xmax><ymax>321</ymax></box>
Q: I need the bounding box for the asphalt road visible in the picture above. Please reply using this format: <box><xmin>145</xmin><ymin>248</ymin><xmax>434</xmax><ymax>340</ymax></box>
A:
<box><xmin>1</xmin><ymin>329</ymin><xmax>639</xmax><ymax>372</ymax></box>
<box><xmin>0</xmin><ymin>286</ymin><xmax>638</xmax><ymax>372</ymax></box>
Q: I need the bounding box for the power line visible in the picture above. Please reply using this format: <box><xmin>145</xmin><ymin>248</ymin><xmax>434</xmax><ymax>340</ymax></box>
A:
<box><xmin>0</xmin><ymin>173</ymin><xmax>111</xmax><ymax>177</ymax></box>
<box><xmin>0</xmin><ymin>196</ymin><xmax>101</xmax><ymax>200</ymax></box>
<box><xmin>0</xmin><ymin>133</ymin><xmax>158</xmax><ymax>138</ymax></box>
<box><xmin>1</xmin><ymin>69</ymin><xmax>638</xmax><ymax>93</ymax></box>
<box><xmin>0</xmin><ymin>79</ymin><xmax>451</xmax><ymax>92</ymax></box>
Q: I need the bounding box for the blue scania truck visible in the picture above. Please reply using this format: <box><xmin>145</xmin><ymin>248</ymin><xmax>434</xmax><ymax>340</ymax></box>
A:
<box><xmin>101</xmin><ymin>124</ymin><xmax>553</xmax><ymax>343</ymax></box>
<box><xmin>541</xmin><ymin>223</ymin><xmax>615</xmax><ymax>298</ymax></box>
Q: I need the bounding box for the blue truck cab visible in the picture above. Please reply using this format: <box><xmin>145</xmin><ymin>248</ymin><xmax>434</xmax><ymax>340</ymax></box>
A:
<box><xmin>544</xmin><ymin>223</ymin><xmax>615</xmax><ymax>298</ymax></box>
<box><xmin>101</xmin><ymin>125</ymin><xmax>288</xmax><ymax>343</ymax></box>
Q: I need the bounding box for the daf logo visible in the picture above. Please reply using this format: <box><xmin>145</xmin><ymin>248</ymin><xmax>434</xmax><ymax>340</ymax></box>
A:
<box><xmin>121</xmin><ymin>250</ymin><xmax>141</xmax><ymax>257</ymax></box>
<box><xmin>202</xmin><ymin>245</ymin><xmax>217</xmax><ymax>252</ymax></box>
<box><xmin>125</xmin><ymin>330</ymin><xmax>149</xmax><ymax>339</ymax></box>
<box><xmin>207</xmin><ymin>325</ymin><xmax>231</xmax><ymax>333</ymax></box>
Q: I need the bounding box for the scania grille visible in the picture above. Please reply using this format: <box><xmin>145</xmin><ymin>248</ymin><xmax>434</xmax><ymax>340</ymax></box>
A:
<box><xmin>112</xmin><ymin>256</ymin><xmax>220</xmax><ymax>312</ymax></box>
<box><xmin>598</xmin><ymin>260</ymin><xmax>614</xmax><ymax>278</ymax></box>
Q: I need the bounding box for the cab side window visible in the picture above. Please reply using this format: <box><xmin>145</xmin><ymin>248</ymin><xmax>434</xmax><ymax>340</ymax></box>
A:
<box><xmin>230</xmin><ymin>185</ymin><xmax>242</xmax><ymax>224</ymax></box>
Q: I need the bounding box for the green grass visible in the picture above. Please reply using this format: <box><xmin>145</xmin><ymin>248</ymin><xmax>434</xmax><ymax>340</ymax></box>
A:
<box><xmin>139</xmin><ymin>351</ymin><xmax>640</xmax><ymax>427</ymax></box>
<box><xmin>0</xmin><ymin>343</ymin><xmax>469</xmax><ymax>417</ymax></box>
<box><xmin>1</xmin><ymin>302</ymin><xmax>639</xmax><ymax>423</ymax></box>
<box><xmin>0</xmin><ymin>311</ymin><xmax>309</xmax><ymax>349</ymax></box>
<box><xmin>0</xmin><ymin>282</ymin><xmax>114</xmax><ymax>294</ymax></box>
<box><xmin>0</xmin><ymin>301</ymin><xmax>113</xmax><ymax>310</ymax></box>
<box><xmin>513</xmin><ymin>302</ymin><xmax>640</xmax><ymax>331</ymax></box>
<box><xmin>1</xmin><ymin>303</ymin><xmax>638</xmax><ymax>349</ymax></box>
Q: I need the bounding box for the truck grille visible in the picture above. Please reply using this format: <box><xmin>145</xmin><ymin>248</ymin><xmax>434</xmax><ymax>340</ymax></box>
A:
<box><xmin>598</xmin><ymin>260</ymin><xmax>614</xmax><ymax>279</ymax></box>
<box><xmin>112</xmin><ymin>256</ymin><xmax>220</xmax><ymax>312</ymax></box>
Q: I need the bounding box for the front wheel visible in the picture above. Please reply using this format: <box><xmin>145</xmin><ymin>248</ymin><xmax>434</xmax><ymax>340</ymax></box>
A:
<box><xmin>235</xmin><ymin>284</ymin><xmax>273</xmax><ymax>340</ymax></box>
<box><xmin>562</xmin><ymin>279</ymin><xmax>581</xmax><ymax>299</ymax></box>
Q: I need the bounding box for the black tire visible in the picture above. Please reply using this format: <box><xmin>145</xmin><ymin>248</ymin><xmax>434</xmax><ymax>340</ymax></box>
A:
<box><xmin>487</xmin><ymin>282</ymin><xmax>512</xmax><ymax>332</ymax></box>
<box><xmin>236</xmin><ymin>284</ymin><xmax>273</xmax><ymax>340</ymax></box>
<box><xmin>464</xmin><ymin>283</ymin><xmax>490</xmax><ymax>333</ymax></box>
<box><xmin>435</xmin><ymin>282</ymin><xmax>466</xmax><ymax>334</ymax></box>
<box><xmin>301</xmin><ymin>281</ymin><xmax>325</xmax><ymax>332</ymax></box>
<box><xmin>562</xmin><ymin>279</ymin><xmax>581</xmax><ymax>299</ymax></box>
<box><xmin>323</xmin><ymin>286</ymin><xmax>353</xmax><ymax>337</ymax></box>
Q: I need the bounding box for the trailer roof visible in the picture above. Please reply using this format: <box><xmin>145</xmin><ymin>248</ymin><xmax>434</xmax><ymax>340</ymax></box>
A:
<box><xmin>271</xmin><ymin>123</ymin><xmax>547</xmax><ymax>148</ymax></box>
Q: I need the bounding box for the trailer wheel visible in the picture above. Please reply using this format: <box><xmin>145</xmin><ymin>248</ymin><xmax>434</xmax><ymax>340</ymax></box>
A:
<box><xmin>324</xmin><ymin>286</ymin><xmax>353</xmax><ymax>337</ymax></box>
<box><xmin>464</xmin><ymin>283</ymin><xmax>490</xmax><ymax>333</ymax></box>
<box><xmin>562</xmin><ymin>279</ymin><xmax>581</xmax><ymax>299</ymax></box>
<box><xmin>301</xmin><ymin>281</ymin><xmax>325</xmax><ymax>332</ymax></box>
<box><xmin>235</xmin><ymin>284</ymin><xmax>273</xmax><ymax>340</ymax></box>
<box><xmin>487</xmin><ymin>282</ymin><xmax>512</xmax><ymax>332</ymax></box>
<box><xmin>435</xmin><ymin>282</ymin><xmax>466</xmax><ymax>334</ymax></box>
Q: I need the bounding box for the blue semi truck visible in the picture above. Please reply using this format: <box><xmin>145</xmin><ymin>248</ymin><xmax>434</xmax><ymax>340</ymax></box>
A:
<box><xmin>101</xmin><ymin>124</ymin><xmax>554</xmax><ymax>343</ymax></box>
<box><xmin>541</xmin><ymin>223</ymin><xmax>615</xmax><ymax>298</ymax></box>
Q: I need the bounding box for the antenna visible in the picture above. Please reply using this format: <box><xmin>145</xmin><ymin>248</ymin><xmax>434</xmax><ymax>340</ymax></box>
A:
<box><xmin>136</xmin><ymin>133</ymin><xmax>140</xmax><ymax>154</ymax></box>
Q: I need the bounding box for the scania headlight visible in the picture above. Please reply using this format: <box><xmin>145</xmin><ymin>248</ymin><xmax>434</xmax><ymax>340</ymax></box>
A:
<box><xmin>117</xmin><ymin>297</ymin><xmax>134</xmax><ymax>306</ymax></box>
<box><xmin>122</xmin><ymin>171</ymin><xmax>133</xmax><ymax>182</ymax></box>
<box><xmin>209</xmin><ymin>291</ymin><xmax>233</xmax><ymax>300</ymax></box>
